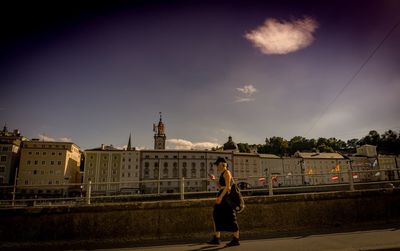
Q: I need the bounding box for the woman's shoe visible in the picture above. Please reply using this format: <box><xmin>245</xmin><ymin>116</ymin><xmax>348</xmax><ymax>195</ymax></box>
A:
<box><xmin>206</xmin><ymin>235</ymin><xmax>220</xmax><ymax>245</ymax></box>
<box><xmin>226</xmin><ymin>237</ymin><xmax>240</xmax><ymax>246</ymax></box>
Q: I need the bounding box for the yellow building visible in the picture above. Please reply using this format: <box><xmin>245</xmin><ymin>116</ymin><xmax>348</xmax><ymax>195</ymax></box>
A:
<box><xmin>357</xmin><ymin>144</ymin><xmax>377</xmax><ymax>157</ymax></box>
<box><xmin>294</xmin><ymin>152</ymin><xmax>350</xmax><ymax>185</ymax></box>
<box><xmin>0</xmin><ymin>126</ymin><xmax>27</xmax><ymax>185</ymax></box>
<box><xmin>18</xmin><ymin>140</ymin><xmax>81</xmax><ymax>196</ymax></box>
<box><xmin>377</xmin><ymin>155</ymin><xmax>398</xmax><ymax>181</ymax></box>
<box><xmin>83</xmin><ymin>145</ymin><xmax>140</xmax><ymax>195</ymax></box>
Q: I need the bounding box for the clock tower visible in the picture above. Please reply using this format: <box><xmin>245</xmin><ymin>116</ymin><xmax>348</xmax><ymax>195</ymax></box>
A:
<box><xmin>153</xmin><ymin>112</ymin><xmax>166</xmax><ymax>150</ymax></box>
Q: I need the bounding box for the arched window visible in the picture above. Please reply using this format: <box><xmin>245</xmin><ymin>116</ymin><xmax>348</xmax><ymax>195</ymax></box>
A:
<box><xmin>182</xmin><ymin>167</ymin><xmax>187</xmax><ymax>178</ymax></box>
<box><xmin>200</xmin><ymin>162</ymin><xmax>205</xmax><ymax>168</ymax></box>
<box><xmin>164</xmin><ymin>162</ymin><xmax>168</xmax><ymax>168</ymax></box>
<box><xmin>144</xmin><ymin>167</ymin><xmax>149</xmax><ymax>178</ymax></box>
<box><xmin>191</xmin><ymin>167</ymin><xmax>196</xmax><ymax>178</ymax></box>
<box><xmin>154</xmin><ymin>167</ymin><xmax>159</xmax><ymax>178</ymax></box>
<box><xmin>145</xmin><ymin>162</ymin><xmax>149</xmax><ymax>168</ymax></box>
<box><xmin>173</xmin><ymin>162</ymin><xmax>178</xmax><ymax>168</ymax></box>
<box><xmin>163</xmin><ymin>167</ymin><xmax>168</xmax><ymax>178</ymax></box>
<box><xmin>173</xmin><ymin>167</ymin><xmax>178</xmax><ymax>178</ymax></box>
<box><xmin>200</xmin><ymin>167</ymin><xmax>205</xmax><ymax>177</ymax></box>
<box><xmin>182</xmin><ymin>162</ymin><xmax>187</xmax><ymax>168</ymax></box>
<box><xmin>192</xmin><ymin>162</ymin><xmax>196</xmax><ymax>168</ymax></box>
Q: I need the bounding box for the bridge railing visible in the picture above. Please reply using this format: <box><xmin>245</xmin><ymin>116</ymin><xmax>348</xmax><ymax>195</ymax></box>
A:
<box><xmin>0</xmin><ymin>168</ymin><xmax>398</xmax><ymax>208</ymax></box>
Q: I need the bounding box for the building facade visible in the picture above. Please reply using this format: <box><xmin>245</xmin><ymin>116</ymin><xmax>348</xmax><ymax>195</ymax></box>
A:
<box><xmin>294</xmin><ymin>152</ymin><xmax>350</xmax><ymax>185</ymax></box>
<box><xmin>357</xmin><ymin>144</ymin><xmax>377</xmax><ymax>157</ymax></box>
<box><xmin>140</xmin><ymin>150</ymin><xmax>233</xmax><ymax>193</ymax></box>
<box><xmin>17</xmin><ymin>140</ymin><xmax>81</xmax><ymax>196</ymax></box>
<box><xmin>83</xmin><ymin>144</ymin><xmax>140</xmax><ymax>195</ymax></box>
<box><xmin>0</xmin><ymin>126</ymin><xmax>27</xmax><ymax>185</ymax></box>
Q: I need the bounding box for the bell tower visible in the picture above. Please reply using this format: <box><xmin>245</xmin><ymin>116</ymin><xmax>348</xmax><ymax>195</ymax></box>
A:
<box><xmin>153</xmin><ymin>112</ymin><xmax>166</xmax><ymax>150</ymax></box>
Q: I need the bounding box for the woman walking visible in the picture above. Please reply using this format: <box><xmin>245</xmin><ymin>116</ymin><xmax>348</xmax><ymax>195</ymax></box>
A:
<box><xmin>207</xmin><ymin>157</ymin><xmax>240</xmax><ymax>246</ymax></box>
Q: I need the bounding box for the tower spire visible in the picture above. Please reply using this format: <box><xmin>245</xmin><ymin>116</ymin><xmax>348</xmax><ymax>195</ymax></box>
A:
<box><xmin>127</xmin><ymin>133</ymin><xmax>132</xmax><ymax>151</ymax></box>
<box><xmin>154</xmin><ymin>112</ymin><xmax>166</xmax><ymax>150</ymax></box>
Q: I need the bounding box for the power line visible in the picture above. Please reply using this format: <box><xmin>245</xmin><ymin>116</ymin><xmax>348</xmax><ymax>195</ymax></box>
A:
<box><xmin>305</xmin><ymin>17</ymin><xmax>400</xmax><ymax>137</ymax></box>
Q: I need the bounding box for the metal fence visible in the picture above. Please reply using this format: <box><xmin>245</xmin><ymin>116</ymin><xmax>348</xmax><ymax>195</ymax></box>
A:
<box><xmin>0</xmin><ymin>168</ymin><xmax>398</xmax><ymax>208</ymax></box>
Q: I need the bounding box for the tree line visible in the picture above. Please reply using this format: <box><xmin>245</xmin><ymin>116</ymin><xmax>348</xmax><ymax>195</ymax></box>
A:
<box><xmin>237</xmin><ymin>130</ymin><xmax>400</xmax><ymax>156</ymax></box>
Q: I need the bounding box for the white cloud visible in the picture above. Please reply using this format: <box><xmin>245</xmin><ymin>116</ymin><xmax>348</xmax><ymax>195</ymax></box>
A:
<box><xmin>166</xmin><ymin>139</ymin><xmax>220</xmax><ymax>150</ymax></box>
<box><xmin>235</xmin><ymin>97</ymin><xmax>255</xmax><ymax>103</ymax></box>
<box><xmin>245</xmin><ymin>16</ymin><xmax>318</xmax><ymax>55</ymax></box>
<box><xmin>38</xmin><ymin>134</ymin><xmax>73</xmax><ymax>142</ymax></box>
<box><xmin>38</xmin><ymin>134</ymin><xmax>56</xmax><ymax>142</ymax></box>
<box><xmin>59</xmin><ymin>137</ymin><xmax>72</xmax><ymax>142</ymax></box>
<box><xmin>236</xmin><ymin>84</ymin><xmax>257</xmax><ymax>95</ymax></box>
<box><xmin>235</xmin><ymin>84</ymin><xmax>257</xmax><ymax>102</ymax></box>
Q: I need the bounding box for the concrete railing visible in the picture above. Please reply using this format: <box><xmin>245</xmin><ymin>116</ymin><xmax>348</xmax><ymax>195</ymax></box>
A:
<box><xmin>0</xmin><ymin>188</ymin><xmax>399</xmax><ymax>244</ymax></box>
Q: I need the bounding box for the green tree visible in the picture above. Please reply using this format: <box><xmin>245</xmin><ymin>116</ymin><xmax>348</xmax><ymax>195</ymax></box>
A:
<box><xmin>288</xmin><ymin>136</ymin><xmax>309</xmax><ymax>155</ymax></box>
<box><xmin>380</xmin><ymin>130</ymin><xmax>399</xmax><ymax>154</ymax></box>
<box><xmin>269</xmin><ymin>136</ymin><xmax>289</xmax><ymax>156</ymax></box>
<box><xmin>237</xmin><ymin>143</ymin><xmax>251</xmax><ymax>153</ymax></box>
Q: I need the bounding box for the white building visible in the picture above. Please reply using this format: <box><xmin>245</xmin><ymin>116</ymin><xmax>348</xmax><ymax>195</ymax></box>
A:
<box><xmin>83</xmin><ymin>144</ymin><xmax>140</xmax><ymax>195</ymax></box>
<box><xmin>140</xmin><ymin>150</ymin><xmax>232</xmax><ymax>193</ymax></box>
<box><xmin>294</xmin><ymin>152</ymin><xmax>350</xmax><ymax>185</ymax></box>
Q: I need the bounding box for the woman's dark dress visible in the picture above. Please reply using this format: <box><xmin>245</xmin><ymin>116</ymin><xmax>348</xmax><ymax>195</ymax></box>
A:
<box><xmin>213</xmin><ymin>170</ymin><xmax>239</xmax><ymax>232</ymax></box>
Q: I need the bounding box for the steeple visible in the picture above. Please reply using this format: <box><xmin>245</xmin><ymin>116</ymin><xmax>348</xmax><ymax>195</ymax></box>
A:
<box><xmin>2</xmin><ymin>123</ymin><xmax>7</xmax><ymax>133</ymax></box>
<box><xmin>127</xmin><ymin>133</ymin><xmax>132</xmax><ymax>151</ymax></box>
<box><xmin>153</xmin><ymin>112</ymin><xmax>166</xmax><ymax>150</ymax></box>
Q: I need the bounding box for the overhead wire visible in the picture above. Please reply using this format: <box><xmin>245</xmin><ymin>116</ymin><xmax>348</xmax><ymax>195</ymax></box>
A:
<box><xmin>304</xmin><ymin>17</ymin><xmax>400</xmax><ymax>137</ymax></box>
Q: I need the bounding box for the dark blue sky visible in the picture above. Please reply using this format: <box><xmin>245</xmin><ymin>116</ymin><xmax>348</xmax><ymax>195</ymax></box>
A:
<box><xmin>1</xmin><ymin>0</ymin><xmax>399</xmax><ymax>150</ymax></box>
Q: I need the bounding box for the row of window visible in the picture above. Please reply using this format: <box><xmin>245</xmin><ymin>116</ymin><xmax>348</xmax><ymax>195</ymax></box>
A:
<box><xmin>145</xmin><ymin>155</ymin><xmax>205</xmax><ymax>159</ymax></box>
<box><xmin>24</xmin><ymin>170</ymin><xmax>62</xmax><ymax>175</ymax></box>
<box><xmin>88</xmin><ymin>155</ymin><xmax>138</xmax><ymax>162</ymax></box>
<box><xmin>23</xmin><ymin>180</ymin><xmax>62</xmax><ymax>185</ymax></box>
<box><xmin>27</xmin><ymin>144</ymin><xmax>68</xmax><ymax>149</ymax></box>
<box><xmin>0</xmin><ymin>156</ymin><xmax>7</xmax><ymax>162</ymax></box>
<box><xmin>1</xmin><ymin>147</ymin><xmax>11</xmax><ymax>152</ymax></box>
<box><xmin>26</xmin><ymin>160</ymin><xmax>63</xmax><ymax>166</ymax></box>
<box><xmin>144</xmin><ymin>162</ymin><xmax>207</xmax><ymax>168</ymax></box>
<box><xmin>0</xmin><ymin>166</ymin><xmax>5</xmax><ymax>172</ymax></box>
<box><xmin>28</xmin><ymin>151</ymin><xmax>63</xmax><ymax>156</ymax></box>
<box><xmin>143</xmin><ymin>166</ymin><xmax>206</xmax><ymax>178</ymax></box>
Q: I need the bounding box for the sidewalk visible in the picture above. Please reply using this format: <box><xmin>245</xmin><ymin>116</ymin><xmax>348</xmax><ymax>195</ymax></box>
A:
<box><xmin>92</xmin><ymin>227</ymin><xmax>400</xmax><ymax>251</ymax></box>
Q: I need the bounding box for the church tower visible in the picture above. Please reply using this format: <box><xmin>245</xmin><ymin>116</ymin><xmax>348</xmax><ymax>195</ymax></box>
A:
<box><xmin>153</xmin><ymin>112</ymin><xmax>166</xmax><ymax>150</ymax></box>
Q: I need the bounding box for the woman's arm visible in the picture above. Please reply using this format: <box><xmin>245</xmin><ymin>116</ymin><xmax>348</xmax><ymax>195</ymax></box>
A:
<box><xmin>208</xmin><ymin>173</ymin><xmax>221</xmax><ymax>188</ymax></box>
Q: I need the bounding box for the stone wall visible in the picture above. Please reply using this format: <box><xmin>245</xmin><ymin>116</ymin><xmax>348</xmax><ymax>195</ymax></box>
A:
<box><xmin>1</xmin><ymin>189</ymin><xmax>399</xmax><ymax>243</ymax></box>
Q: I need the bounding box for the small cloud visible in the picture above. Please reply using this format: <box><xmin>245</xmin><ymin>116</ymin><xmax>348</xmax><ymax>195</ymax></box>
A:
<box><xmin>135</xmin><ymin>146</ymin><xmax>147</xmax><ymax>150</ymax></box>
<box><xmin>245</xmin><ymin>16</ymin><xmax>318</xmax><ymax>55</ymax></box>
<box><xmin>38</xmin><ymin>134</ymin><xmax>73</xmax><ymax>142</ymax></box>
<box><xmin>235</xmin><ymin>84</ymin><xmax>257</xmax><ymax>102</ymax></box>
<box><xmin>114</xmin><ymin>145</ymin><xmax>126</xmax><ymax>150</ymax></box>
<box><xmin>59</xmin><ymin>137</ymin><xmax>72</xmax><ymax>142</ymax></box>
<box><xmin>236</xmin><ymin>84</ymin><xmax>257</xmax><ymax>95</ymax></box>
<box><xmin>38</xmin><ymin>134</ymin><xmax>56</xmax><ymax>142</ymax></box>
<box><xmin>235</xmin><ymin>97</ymin><xmax>255</xmax><ymax>103</ymax></box>
<box><xmin>167</xmin><ymin>139</ymin><xmax>221</xmax><ymax>150</ymax></box>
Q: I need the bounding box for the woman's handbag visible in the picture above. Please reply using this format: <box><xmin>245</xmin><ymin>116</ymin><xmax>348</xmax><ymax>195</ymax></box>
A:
<box><xmin>225</xmin><ymin>182</ymin><xmax>245</xmax><ymax>213</ymax></box>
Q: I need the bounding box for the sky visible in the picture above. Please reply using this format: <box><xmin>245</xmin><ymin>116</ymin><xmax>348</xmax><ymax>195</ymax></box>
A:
<box><xmin>1</xmin><ymin>0</ymin><xmax>399</xmax><ymax>150</ymax></box>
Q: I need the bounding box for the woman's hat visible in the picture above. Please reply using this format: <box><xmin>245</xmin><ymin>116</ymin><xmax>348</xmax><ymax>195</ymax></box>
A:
<box><xmin>214</xmin><ymin>157</ymin><xmax>227</xmax><ymax>165</ymax></box>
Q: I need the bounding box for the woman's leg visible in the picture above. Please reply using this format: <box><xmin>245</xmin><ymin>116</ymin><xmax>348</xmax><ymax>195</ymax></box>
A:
<box><xmin>213</xmin><ymin>222</ymin><xmax>221</xmax><ymax>238</ymax></box>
